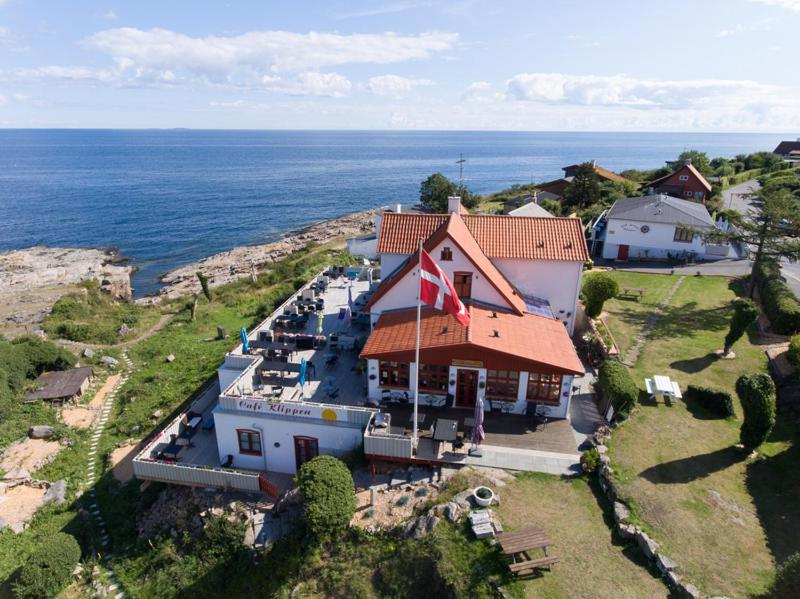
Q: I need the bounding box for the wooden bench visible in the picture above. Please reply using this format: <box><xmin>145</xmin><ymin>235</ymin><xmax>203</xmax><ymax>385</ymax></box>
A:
<box><xmin>618</xmin><ymin>287</ymin><xmax>645</xmax><ymax>301</ymax></box>
<box><xmin>508</xmin><ymin>556</ymin><xmax>560</xmax><ymax>573</ymax></box>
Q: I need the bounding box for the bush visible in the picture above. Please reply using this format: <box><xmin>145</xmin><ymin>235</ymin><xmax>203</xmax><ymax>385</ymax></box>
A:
<box><xmin>723</xmin><ymin>298</ymin><xmax>759</xmax><ymax>354</ymax></box>
<box><xmin>582</xmin><ymin>273</ymin><xmax>620</xmax><ymax>318</ymax></box>
<box><xmin>297</xmin><ymin>455</ymin><xmax>356</xmax><ymax>541</ymax></box>
<box><xmin>580</xmin><ymin>448</ymin><xmax>601</xmax><ymax>473</ymax></box>
<box><xmin>14</xmin><ymin>532</ymin><xmax>81</xmax><ymax>599</ymax></box>
<box><xmin>598</xmin><ymin>358</ymin><xmax>639</xmax><ymax>418</ymax></box>
<box><xmin>753</xmin><ymin>259</ymin><xmax>800</xmax><ymax>334</ymax></box>
<box><xmin>684</xmin><ymin>385</ymin><xmax>734</xmax><ymax>418</ymax></box>
<box><xmin>788</xmin><ymin>334</ymin><xmax>800</xmax><ymax>370</ymax></box>
<box><xmin>736</xmin><ymin>373</ymin><xmax>776</xmax><ymax>450</ymax></box>
<box><xmin>768</xmin><ymin>552</ymin><xmax>800</xmax><ymax>598</ymax></box>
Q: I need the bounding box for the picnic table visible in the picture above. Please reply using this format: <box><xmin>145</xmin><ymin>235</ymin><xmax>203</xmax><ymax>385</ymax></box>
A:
<box><xmin>498</xmin><ymin>526</ymin><xmax>560</xmax><ymax>574</ymax></box>
<box><xmin>618</xmin><ymin>287</ymin><xmax>645</xmax><ymax>301</ymax></box>
<box><xmin>645</xmin><ymin>375</ymin><xmax>683</xmax><ymax>403</ymax></box>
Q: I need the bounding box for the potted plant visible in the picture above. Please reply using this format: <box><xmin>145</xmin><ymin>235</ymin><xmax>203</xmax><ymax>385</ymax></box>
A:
<box><xmin>473</xmin><ymin>486</ymin><xmax>494</xmax><ymax>507</ymax></box>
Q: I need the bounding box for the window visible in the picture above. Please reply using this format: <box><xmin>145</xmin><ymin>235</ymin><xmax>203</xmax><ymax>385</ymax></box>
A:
<box><xmin>418</xmin><ymin>363</ymin><xmax>450</xmax><ymax>392</ymax></box>
<box><xmin>237</xmin><ymin>429</ymin><xmax>262</xmax><ymax>456</ymax></box>
<box><xmin>440</xmin><ymin>247</ymin><xmax>453</xmax><ymax>261</ymax></box>
<box><xmin>526</xmin><ymin>373</ymin><xmax>562</xmax><ymax>405</ymax></box>
<box><xmin>679</xmin><ymin>174</ymin><xmax>689</xmax><ymax>181</ymax></box>
<box><xmin>684</xmin><ymin>191</ymin><xmax>693</xmax><ymax>197</ymax></box>
<box><xmin>453</xmin><ymin>272</ymin><xmax>472</xmax><ymax>299</ymax></box>
<box><xmin>485</xmin><ymin>369</ymin><xmax>519</xmax><ymax>401</ymax></box>
<box><xmin>379</xmin><ymin>361</ymin><xmax>410</xmax><ymax>388</ymax></box>
<box><xmin>673</xmin><ymin>227</ymin><xmax>694</xmax><ymax>243</ymax></box>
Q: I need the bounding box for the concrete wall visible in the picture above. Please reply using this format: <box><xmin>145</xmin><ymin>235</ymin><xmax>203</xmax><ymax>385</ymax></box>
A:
<box><xmin>380</xmin><ymin>253</ymin><xmax>407</xmax><ymax>278</ymax></box>
<box><xmin>602</xmin><ymin>218</ymin><xmax>717</xmax><ymax>261</ymax></box>
<box><xmin>213</xmin><ymin>409</ymin><xmax>365</xmax><ymax>475</ymax></box>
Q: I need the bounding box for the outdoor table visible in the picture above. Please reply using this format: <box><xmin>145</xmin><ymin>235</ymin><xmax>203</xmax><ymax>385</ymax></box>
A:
<box><xmin>408</xmin><ymin>412</ymin><xmax>427</xmax><ymax>426</ymax></box>
<box><xmin>187</xmin><ymin>416</ymin><xmax>202</xmax><ymax>430</ymax></box>
<box><xmin>498</xmin><ymin>526</ymin><xmax>559</xmax><ymax>574</ymax></box>
<box><xmin>645</xmin><ymin>375</ymin><xmax>683</xmax><ymax>402</ymax></box>
<box><xmin>433</xmin><ymin>418</ymin><xmax>458</xmax><ymax>451</ymax></box>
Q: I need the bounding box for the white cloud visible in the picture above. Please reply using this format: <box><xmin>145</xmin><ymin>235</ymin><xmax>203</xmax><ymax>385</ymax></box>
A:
<box><xmin>83</xmin><ymin>27</ymin><xmax>458</xmax><ymax>75</ymax></box>
<box><xmin>335</xmin><ymin>1</ymin><xmax>432</xmax><ymax>20</ymax></box>
<box><xmin>750</xmin><ymin>0</ymin><xmax>800</xmax><ymax>11</ymax></box>
<box><xmin>285</xmin><ymin>71</ymin><xmax>351</xmax><ymax>97</ymax></box>
<box><xmin>14</xmin><ymin>65</ymin><xmax>119</xmax><ymax>82</ymax></box>
<box><xmin>460</xmin><ymin>80</ymin><xmax>492</xmax><ymax>101</ymax></box>
<box><xmin>366</xmin><ymin>74</ymin><xmax>432</xmax><ymax>97</ymax></box>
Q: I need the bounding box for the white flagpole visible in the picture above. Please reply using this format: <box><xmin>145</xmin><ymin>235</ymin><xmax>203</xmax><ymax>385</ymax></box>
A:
<box><xmin>413</xmin><ymin>238</ymin><xmax>422</xmax><ymax>450</ymax></box>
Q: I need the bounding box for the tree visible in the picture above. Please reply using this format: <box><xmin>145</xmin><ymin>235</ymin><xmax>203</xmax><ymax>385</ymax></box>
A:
<box><xmin>419</xmin><ymin>172</ymin><xmax>478</xmax><ymax>213</ymax></box>
<box><xmin>297</xmin><ymin>455</ymin><xmax>356</xmax><ymax>541</ymax></box>
<box><xmin>196</xmin><ymin>271</ymin><xmax>213</xmax><ymax>302</ymax></box>
<box><xmin>562</xmin><ymin>162</ymin><xmax>601</xmax><ymax>210</ymax></box>
<box><xmin>723</xmin><ymin>298</ymin><xmax>759</xmax><ymax>355</ymax></box>
<box><xmin>186</xmin><ymin>294</ymin><xmax>198</xmax><ymax>321</ymax></box>
<box><xmin>705</xmin><ymin>188</ymin><xmax>800</xmax><ymax>296</ymax></box>
<box><xmin>736</xmin><ymin>373</ymin><xmax>776</xmax><ymax>450</ymax></box>
<box><xmin>667</xmin><ymin>150</ymin><xmax>712</xmax><ymax>176</ymax></box>
<box><xmin>14</xmin><ymin>532</ymin><xmax>81</xmax><ymax>599</ymax></box>
<box><xmin>767</xmin><ymin>552</ymin><xmax>800</xmax><ymax>598</ymax></box>
<box><xmin>582</xmin><ymin>273</ymin><xmax>619</xmax><ymax>318</ymax></box>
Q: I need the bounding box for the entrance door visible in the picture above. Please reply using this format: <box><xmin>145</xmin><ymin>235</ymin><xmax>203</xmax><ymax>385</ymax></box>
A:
<box><xmin>617</xmin><ymin>244</ymin><xmax>629</xmax><ymax>261</ymax></box>
<box><xmin>456</xmin><ymin>369</ymin><xmax>478</xmax><ymax>408</ymax></box>
<box><xmin>294</xmin><ymin>436</ymin><xmax>319</xmax><ymax>470</ymax></box>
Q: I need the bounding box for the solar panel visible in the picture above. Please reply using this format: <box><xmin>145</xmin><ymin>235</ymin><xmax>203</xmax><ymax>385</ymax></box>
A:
<box><xmin>522</xmin><ymin>295</ymin><xmax>555</xmax><ymax>319</ymax></box>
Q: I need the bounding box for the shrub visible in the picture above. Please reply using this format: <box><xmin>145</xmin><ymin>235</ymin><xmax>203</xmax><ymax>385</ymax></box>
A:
<box><xmin>582</xmin><ymin>273</ymin><xmax>620</xmax><ymax>318</ymax></box>
<box><xmin>598</xmin><ymin>358</ymin><xmax>638</xmax><ymax>418</ymax></box>
<box><xmin>14</xmin><ymin>532</ymin><xmax>81</xmax><ymax>599</ymax></box>
<box><xmin>723</xmin><ymin>298</ymin><xmax>759</xmax><ymax>354</ymax></box>
<box><xmin>768</xmin><ymin>552</ymin><xmax>800</xmax><ymax>598</ymax></box>
<box><xmin>788</xmin><ymin>334</ymin><xmax>800</xmax><ymax>371</ymax></box>
<box><xmin>396</xmin><ymin>495</ymin><xmax>410</xmax><ymax>506</ymax></box>
<box><xmin>684</xmin><ymin>385</ymin><xmax>735</xmax><ymax>418</ymax></box>
<box><xmin>196</xmin><ymin>271</ymin><xmax>213</xmax><ymax>302</ymax></box>
<box><xmin>736</xmin><ymin>373</ymin><xmax>776</xmax><ymax>450</ymax></box>
<box><xmin>580</xmin><ymin>448</ymin><xmax>601</xmax><ymax>473</ymax></box>
<box><xmin>414</xmin><ymin>486</ymin><xmax>429</xmax><ymax>497</ymax></box>
<box><xmin>297</xmin><ymin>455</ymin><xmax>356</xmax><ymax>541</ymax></box>
<box><xmin>753</xmin><ymin>258</ymin><xmax>800</xmax><ymax>334</ymax></box>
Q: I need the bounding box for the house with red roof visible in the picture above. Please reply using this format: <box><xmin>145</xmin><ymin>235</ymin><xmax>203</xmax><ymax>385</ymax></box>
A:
<box><xmin>538</xmin><ymin>160</ymin><xmax>629</xmax><ymax>198</ymax></box>
<box><xmin>360</xmin><ymin>197</ymin><xmax>588</xmax><ymax>420</ymax></box>
<box><xmin>648</xmin><ymin>159</ymin><xmax>712</xmax><ymax>203</ymax></box>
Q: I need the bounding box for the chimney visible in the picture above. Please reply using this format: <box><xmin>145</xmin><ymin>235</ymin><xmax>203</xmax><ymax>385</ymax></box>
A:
<box><xmin>684</xmin><ymin>158</ymin><xmax>692</xmax><ymax>166</ymax></box>
<box><xmin>396</xmin><ymin>203</ymin><xmax>402</xmax><ymax>214</ymax></box>
<box><xmin>447</xmin><ymin>196</ymin><xmax>462</xmax><ymax>214</ymax></box>
<box><xmin>592</xmin><ymin>159</ymin><xmax>597</xmax><ymax>168</ymax></box>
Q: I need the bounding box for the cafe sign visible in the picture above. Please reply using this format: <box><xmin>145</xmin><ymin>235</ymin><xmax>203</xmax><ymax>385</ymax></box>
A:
<box><xmin>451</xmin><ymin>359</ymin><xmax>483</xmax><ymax>368</ymax></box>
<box><xmin>236</xmin><ymin>398</ymin><xmax>343</xmax><ymax>422</ymax></box>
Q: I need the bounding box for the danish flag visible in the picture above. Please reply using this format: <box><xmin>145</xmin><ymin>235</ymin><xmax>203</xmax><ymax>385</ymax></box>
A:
<box><xmin>419</xmin><ymin>249</ymin><xmax>470</xmax><ymax>327</ymax></box>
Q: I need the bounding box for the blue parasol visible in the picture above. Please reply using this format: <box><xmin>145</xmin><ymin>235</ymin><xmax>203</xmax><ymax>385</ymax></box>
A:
<box><xmin>299</xmin><ymin>357</ymin><xmax>307</xmax><ymax>386</ymax></box>
<box><xmin>240</xmin><ymin>327</ymin><xmax>250</xmax><ymax>353</ymax></box>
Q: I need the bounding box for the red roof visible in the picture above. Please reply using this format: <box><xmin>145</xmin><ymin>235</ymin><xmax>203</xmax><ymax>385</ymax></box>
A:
<box><xmin>649</xmin><ymin>163</ymin><xmax>712</xmax><ymax>193</ymax></box>
<box><xmin>360</xmin><ymin>304</ymin><xmax>583</xmax><ymax>375</ymax></box>
<box><xmin>366</xmin><ymin>213</ymin><xmax>526</xmax><ymax>314</ymax></box>
<box><xmin>377</xmin><ymin>212</ymin><xmax>590</xmax><ymax>261</ymax></box>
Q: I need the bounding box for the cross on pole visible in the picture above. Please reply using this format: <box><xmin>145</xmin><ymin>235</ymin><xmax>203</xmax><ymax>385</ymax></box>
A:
<box><xmin>456</xmin><ymin>153</ymin><xmax>466</xmax><ymax>187</ymax></box>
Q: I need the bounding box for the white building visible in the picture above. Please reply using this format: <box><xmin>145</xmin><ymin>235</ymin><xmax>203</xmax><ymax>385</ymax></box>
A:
<box><xmin>595</xmin><ymin>194</ymin><xmax>738</xmax><ymax>262</ymax></box>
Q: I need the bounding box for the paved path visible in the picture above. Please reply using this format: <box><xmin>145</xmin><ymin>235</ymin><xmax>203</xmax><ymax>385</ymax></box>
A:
<box><xmin>609</xmin><ymin>258</ymin><xmax>752</xmax><ymax>277</ymax></box>
<box><xmin>623</xmin><ymin>276</ymin><xmax>685</xmax><ymax>367</ymax></box>
<box><xmin>81</xmin><ymin>350</ymin><xmax>132</xmax><ymax>599</ymax></box>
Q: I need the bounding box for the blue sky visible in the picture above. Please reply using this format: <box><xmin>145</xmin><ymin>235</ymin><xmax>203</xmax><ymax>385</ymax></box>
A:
<box><xmin>1</xmin><ymin>0</ymin><xmax>799</xmax><ymax>130</ymax></box>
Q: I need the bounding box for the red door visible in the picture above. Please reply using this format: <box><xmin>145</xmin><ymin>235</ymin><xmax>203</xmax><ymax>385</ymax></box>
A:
<box><xmin>294</xmin><ymin>436</ymin><xmax>319</xmax><ymax>470</ymax></box>
<box><xmin>617</xmin><ymin>244</ymin><xmax>629</xmax><ymax>261</ymax></box>
<box><xmin>456</xmin><ymin>369</ymin><xmax>478</xmax><ymax>408</ymax></box>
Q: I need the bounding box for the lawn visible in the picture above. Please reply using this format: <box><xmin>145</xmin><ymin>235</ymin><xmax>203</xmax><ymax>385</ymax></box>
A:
<box><xmin>497</xmin><ymin>473</ymin><xmax>668</xmax><ymax>599</ymax></box>
<box><xmin>597</xmin><ymin>271</ymin><xmax>678</xmax><ymax>357</ymax></box>
<box><xmin>605</xmin><ymin>272</ymin><xmax>799</xmax><ymax>597</ymax></box>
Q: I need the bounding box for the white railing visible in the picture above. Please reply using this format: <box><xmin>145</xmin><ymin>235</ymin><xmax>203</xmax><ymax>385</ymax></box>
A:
<box><xmin>132</xmin><ymin>459</ymin><xmax>261</xmax><ymax>492</ymax></box>
<box><xmin>363</xmin><ymin>413</ymin><xmax>413</xmax><ymax>458</ymax></box>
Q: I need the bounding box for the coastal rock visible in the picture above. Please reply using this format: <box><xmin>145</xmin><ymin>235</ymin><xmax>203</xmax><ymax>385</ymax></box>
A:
<box><xmin>42</xmin><ymin>480</ymin><xmax>67</xmax><ymax>505</ymax></box>
<box><xmin>613</xmin><ymin>501</ymin><xmax>630</xmax><ymax>524</ymax></box>
<box><xmin>29</xmin><ymin>425</ymin><xmax>56</xmax><ymax>439</ymax></box>
<box><xmin>657</xmin><ymin>554</ymin><xmax>679</xmax><ymax>574</ymax></box>
<box><xmin>100</xmin><ymin>356</ymin><xmax>119</xmax><ymax>368</ymax></box>
<box><xmin>83</xmin><ymin>348</ymin><xmax>95</xmax><ymax>358</ymax></box>
<box><xmin>635</xmin><ymin>530</ymin><xmax>659</xmax><ymax>560</ymax></box>
<box><xmin>443</xmin><ymin>501</ymin><xmax>461</xmax><ymax>523</ymax></box>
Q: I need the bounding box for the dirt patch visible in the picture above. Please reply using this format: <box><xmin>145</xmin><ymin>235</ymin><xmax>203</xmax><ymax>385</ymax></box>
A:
<box><xmin>88</xmin><ymin>373</ymin><xmax>120</xmax><ymax>409</ymax></box>
<box><xmin>351</xmin><ymin>483</ymin><xmax>439</xmax><ymax>530</ymax></box>
<box><xmin>110</xmin><ymin>441</ymin><xmax>144</xmax><ymax>483</ymax></box>
<box><xmin>61</xmin><ymin>406</ymin><xmax>96</xmax><ymax>429</ymax></box>
<box><xmin>1</xmin><ymin>438</ymin><xmax>62</xmax><ymax>473</ymax></box>
<box><xmin>0</xmin><ymin>484</ymin><xmax>47</xmax><ymax>530</ymax></box>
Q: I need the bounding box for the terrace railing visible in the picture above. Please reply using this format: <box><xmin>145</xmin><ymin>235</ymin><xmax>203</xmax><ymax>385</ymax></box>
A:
<box><xmin>363</xmin><ymin>413</ymin><xmax>413</xmax><ymax>459</ymax></box>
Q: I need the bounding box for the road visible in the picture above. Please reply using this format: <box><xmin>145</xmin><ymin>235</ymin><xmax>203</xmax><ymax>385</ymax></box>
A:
<box><xmin>723</xmin><ymin>178</ymin><xmax>800</xmax><ymax>298</ymax></box>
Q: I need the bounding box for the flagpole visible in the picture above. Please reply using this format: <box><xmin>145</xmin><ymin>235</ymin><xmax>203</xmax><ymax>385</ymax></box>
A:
<box><xmin>413</xmin><ymin>238</ymin><xmax>422</xmax><ymax>450</ymax></box>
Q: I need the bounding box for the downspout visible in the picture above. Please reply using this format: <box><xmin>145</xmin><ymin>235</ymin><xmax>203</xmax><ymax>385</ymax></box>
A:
<box><xmin>251</xmin><ymin>422</ymin><xmax>268</xmax><ymax>473</ymax></box>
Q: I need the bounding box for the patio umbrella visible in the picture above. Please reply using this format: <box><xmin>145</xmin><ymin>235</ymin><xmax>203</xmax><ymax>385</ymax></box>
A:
<box><xmin>299</xmin><ymin>357</ymin><xmax>307</xmax><ymax>386</ymax></box>
<box><xmin>347</xmin><ymin>284</ymin><xmax>355</xmax><ymax>328</ymax></box>
<box><xmin>471</xmin><ymin>397</ymin><xmax>485</xmax><ymax>449</ymax></box>
<box><xmin>240</xmin><ymin>327</ymin><xmax>250</xmax><ymax>354</ymax></box>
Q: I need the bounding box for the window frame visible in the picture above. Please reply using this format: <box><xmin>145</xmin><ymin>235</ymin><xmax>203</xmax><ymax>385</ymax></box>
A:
<box><xmin>679</xmin><ymin>174</ymin><xmax>689</xmax><ymax>181</ymax></box>
<box><xmin>485</xmin><ymin>369</ymin><xmax>520</xmax><ymax>401</ymax></box>
<box><xmin>453</xmin><ymin>271</ymin><xmax>473</xmax><ymax>299</ymax></box>
<box><xmin>237</xmin><ymin>429</ymin><xmax>263</xmax><ymax>456</ymax></box>
<box><xmin>673</xmin><ymin>227</ymin><xmax>694</xmax><ymax>243</ymax></box>
<box><xmin>526</xmin><ymin>373</ymin><xmax>562</xmax><ymax>405</ymax></box>
<box><xmin>379</xmin><ymin>360</ymin><xmax>410</xmax><ymax>389</ymax></box>
<box><xmin>683</xmin><ymin>190</ymin><xmax>693</xmax><ymax>197</ymax></box>
<box><xmin>440</xmin><ymin>247</ymin><xmax>453</xmax><ymax>261</ymax></box>
<box><xmin>418</xmin><ymin>363</ymin><xmax>450</xmax><ymax>393</ymax></box>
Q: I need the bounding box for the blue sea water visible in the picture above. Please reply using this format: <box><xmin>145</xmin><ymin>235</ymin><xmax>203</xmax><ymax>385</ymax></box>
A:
<box><xmin>0</xmin><ymin>129</ymin><xmax>788</xmax><ymax>296</ymax></box>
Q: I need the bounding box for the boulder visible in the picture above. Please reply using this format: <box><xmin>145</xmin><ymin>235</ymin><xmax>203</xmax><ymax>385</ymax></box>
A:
<box><xmin>10</xmin><ymin>521</ymin><xmax>25</xmax><ymax>534</ymax></box>
<box><xmin>657</xmin><ymin>554</ymin><xmax>679</xmax><ymax>574</ymax></box>
<box><xmin>152</xmin><ymin>409</ymin><xmax>164</xmax><ymax>419</ymax></box>
<box><xmin>618</xmin><ymin>523</ymin><xmax>637</xmax><ymax>540</ymax></box>
<box><xmin>100</xmin><ymin>355</ymin><xmax>119</xmax><ymax>367</ymax></box>
<box><xmin>443</xmin><ymin>502</ymin><xmax>461</xmax><ymax>523</ymax></box>
<box><xmin>613</xmin><ymin>501</ymin><xmax>630</xmax><ymax>524</ymax></box>
<box><xmin>42</xmin><ymin>480</ymin><xmax>67</xmax><ymax>505</ymax></box>
<box><xmin>118</xmin><ymin>323</ymin><xmax>130</xmax><ymax>337</ymax></box>
<box><xmin>425</xmin><ymin>514</ymin><xmax>440</xmax><ymax>533</ymax></box>
<box><xmin>166</xmin><ymin>354</ymin><xmax>176</xmax><ymax>363</ymax></box>
<box><xmin>452</xmin><ymin>489</ymin><xmax>474</xmax><ymax>511</ymax></box>
<box><xmin>666</xmin><ymin>571</ymin><xmax>682</xmax><ymax>589</ymax></box>
<box><xmin>83</xmin><ymin>348</ymin><xmax>95</xmax><ymax>358</ymax></box>
<box><xmin>635</xmin><ymin>530</ymin><xmax>659</xmax><ymax>561</ymax></box>
<box><xmin>3</xmin><ymin>467</ymin><xmax>31</xmax><ymax>482</ymax></box>
<box><xmin>29</xmin><ymin>425</ymin><xmax>56</xmax><ymax>439</ymax></box>
<box><xmin>680</xmin><ymin>583</ymin><xmax>702</xmax><ymax>599</ymax></box>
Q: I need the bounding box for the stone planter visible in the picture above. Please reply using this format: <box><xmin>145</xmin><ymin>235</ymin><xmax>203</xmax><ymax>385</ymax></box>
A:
<box><xmin>473</xmin><ymin>486</ymin><xmax>494</xmax><ymax>507</ymax></box>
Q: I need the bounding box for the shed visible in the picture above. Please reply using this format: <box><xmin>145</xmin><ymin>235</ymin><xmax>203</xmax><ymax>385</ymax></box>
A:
<box><xmin>25</xmin><ymin>367</ymin><xmax>93</xmax><ymax>405</ymax></box>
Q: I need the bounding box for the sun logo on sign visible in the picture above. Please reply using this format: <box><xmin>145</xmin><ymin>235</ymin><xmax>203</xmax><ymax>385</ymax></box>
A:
<box><xmin>321</xmin><ymin>408</ymin><xmax>337</xmax><ymax>421</ymax></box>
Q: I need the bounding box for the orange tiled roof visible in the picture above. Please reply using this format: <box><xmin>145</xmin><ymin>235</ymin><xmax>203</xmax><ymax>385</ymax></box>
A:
<box><xmin>360</xmin><ymin>304</ymin><xmax>583</xmax><ymax>375</ymax></box>
<box><xmin>377</xmin><ymin>212</ymin><xmax>590</xmax><ymax>261</ymax></box>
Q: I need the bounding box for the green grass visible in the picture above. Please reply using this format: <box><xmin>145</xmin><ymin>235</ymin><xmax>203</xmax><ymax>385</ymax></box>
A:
<box><xmin>606</xmin><ymin>273</ymin><xmax>798</xmax><ymax>597</ymax></box>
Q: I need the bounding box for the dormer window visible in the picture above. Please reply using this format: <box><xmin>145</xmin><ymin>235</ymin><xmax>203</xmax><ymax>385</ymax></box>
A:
<box><xmin>440</xmin><ymin>247</ymin><xmax>453</xmax><ymax>261</ymax></box>
<box><xmin>679</xmin><ymin>175</ymin><xmax>689</xmax><ymax>181</ymax></box>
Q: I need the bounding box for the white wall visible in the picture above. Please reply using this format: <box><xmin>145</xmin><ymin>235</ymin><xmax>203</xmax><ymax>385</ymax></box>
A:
<box><xmin>492</xmin><ymin>258</ymin><xmax>583</xmax><ymax>333</ymax></box>
<box><xmin>380</xmin><ymin>253</ymin><xmax>407</xmax><ymax>277</ymax></box>
<box><xmin>214</xmin><ymin>409</ymin><xmax>364</xmax><ymax>475</ymax></box>
<box><xmin>602</xmin><ymin>218</ymin><xmax>717</xmax><ymax>261</ymax></box>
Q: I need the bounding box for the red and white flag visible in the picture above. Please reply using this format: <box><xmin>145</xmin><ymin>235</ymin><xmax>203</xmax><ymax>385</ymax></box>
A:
<box><xmin>419</xmin><ymin>249</ymin><xmax>470</xmax><ymax>327</ymax></box>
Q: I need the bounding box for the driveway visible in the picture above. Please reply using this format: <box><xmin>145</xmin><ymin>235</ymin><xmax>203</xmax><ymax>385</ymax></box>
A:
<box><xmin>601</xmin><ymin>258</ymin><xmax>753</xmax><ymax>277</ymax></box>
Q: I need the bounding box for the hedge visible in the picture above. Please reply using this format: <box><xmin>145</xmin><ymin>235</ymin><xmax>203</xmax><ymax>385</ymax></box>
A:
<box><xmin>736</xmin><ymin>373</ymin><xmax>777</xmax><ymax>450</ymax></box>
<box><xmin>768</xmin><ymin>552</ymin><xmax>800</xmax><ymax>598</ymax></box>
<box><xmin>14</xmin><ymin>532</ymin><xmax>81</xmax><ymax>599</ymax></box>
<box><xmin>297</xmin><ymin>455</ymin><xmax>357</xmax><ymax>541</ymax></box>
<box><xmin>788</xmin><ymin>334</ymin><xmax>800</xmax><ymax>370</ymax></box>
<box><xmin>684</xmin><ymin>385</ymin><xmax>734</xmax><ymax>418</ymax></box>
<box><xmin>753</xmin><ymin>259</ymin><xmax>800</xmax><ymax>334</ymax></box>
<box><xmin>598</xmin><ymin>358</ymin><xmax>638</xmax><ymax>418</ymax></box>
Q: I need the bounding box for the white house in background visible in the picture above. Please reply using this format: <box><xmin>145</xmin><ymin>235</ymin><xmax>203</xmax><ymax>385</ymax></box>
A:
<box><xmin>508</xmin><ymin>201</ymin><xmax>554</xmax><ymax>217</ymax></box>
<box><xmin>595</xmin><ymin>194</ymin><xmax>738</xmax><ymax>262</ymax></box>
<box><xmin>346</xmin><ymin>204</ymin><xmax>426</xmax><ymax>259</ymax></box>
<box><xmin>359</xmin><ymin>197</ymin><xmax>587</xmax><ymax>421</ymax></box>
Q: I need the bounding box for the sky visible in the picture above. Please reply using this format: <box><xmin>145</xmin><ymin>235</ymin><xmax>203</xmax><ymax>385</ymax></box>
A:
<box><xmin>0</xmin><ymin>0</ymin><xmax>799</xmax><ymax>131</ymax></box>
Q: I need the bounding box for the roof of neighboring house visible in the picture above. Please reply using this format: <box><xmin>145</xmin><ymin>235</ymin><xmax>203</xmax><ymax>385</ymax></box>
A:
<box><xmin>606</xmin><ymin>194</ymin><xmax>715</xmax><ymax>227</ymax></box>
<box><xmin>377</xmin><ymin>212</ymin><xmax>589</xmax><ymax>261</ymax></box>
<box><xmin>562</xmin><ymin>163</ymin><xmax>628</xmax><ymax>182</ymax></box>
<box><xmin>25</xmin><ymin>367</ymin><xmax>92</xmax><ymax>401</ymax></box>
<box><xmin>508</xmin><ymin>202</ymin><xmax>554</xmax><ymax>217</ymax></box>
<box><xmin>360</xmin><ymin>304</ymin><xmax>584</xmax><ymax>375</ymax></box>
<box><xmin>366</xmin><ymin>212</ymin><xmax>526</xmax><ymax>315</ymax></box>
<box><xmin>649</xmin><ymin>163</ymin><xmax>713</xmax><ymax>193</ymax></box>
<box><xmin>774</xmin><ymin>140</ymin><xmax>800</xmax><ymax>155</ymax></box>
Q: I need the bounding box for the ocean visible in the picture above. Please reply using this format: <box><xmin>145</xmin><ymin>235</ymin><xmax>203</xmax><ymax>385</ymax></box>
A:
<box><xmin>0</xmin><ymin>129</ymin><xmax>787</xmax><ymax>297</ymax></box>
